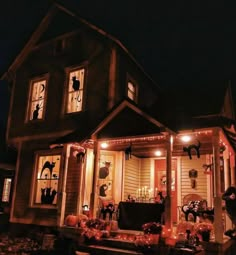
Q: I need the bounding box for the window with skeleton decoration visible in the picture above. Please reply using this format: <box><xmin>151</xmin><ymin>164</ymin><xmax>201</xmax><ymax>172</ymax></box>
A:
<box><xmin>32</xmin><ymin>151</ymin><xmax>61</xmax><ymax>206</ymax></box>
<box><xmin>66</xmin><ymin>67</ymin><xmax>85</xmax><ymax>113</ymax></box>
<box><xmin>27</xmin><ymin>75</ymin><xmax>48</xmax><ymax>121</ymax></box>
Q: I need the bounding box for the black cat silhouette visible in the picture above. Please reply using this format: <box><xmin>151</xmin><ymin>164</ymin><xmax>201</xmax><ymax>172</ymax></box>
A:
<box><xmin>41</xmin><ymin>187</ymin><xmax>57</xmax><ymax>204</ymax></box>
<box><xmin>99</xmin><ymin>162</ymin><xmax>110</xmax><ymax>179</ymax></box>
<box><xmin>72</xmin><ymin>76</ymin><xmax>81</xmax><ymax>102</ymax></box>
<box><xmin>32</xmin><ymin>104</ymin><xmax>40</xmax><ymax>120</ymax></box>
<box><xmin>183</xmin><ymin>140</ymin><xmax>201</xmax><ymax>159</ymax></box>
<box><xmin>99</xmin><ymin>184</ymin><xmax>108</xmax><ymax>197</ymax></box>
<box><xmin>40</xmin><ymin>161</ymin><xmax>56</xmax><ymax>178</ymax></box>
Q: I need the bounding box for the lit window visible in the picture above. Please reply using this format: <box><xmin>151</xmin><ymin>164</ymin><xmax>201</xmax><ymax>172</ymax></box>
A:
<box><xmin>127</xmin><ymin>81</ymin><xmax>137</xmax><ymax>101</ymax></box>
<box><xmin>27</xmin><ymin>77</ymin><xmax>47</xmax><ymax>121</ymax></box>
<box><xmin>2</xmin><ymin>178</ymin><xmax>12</xmax><ymax>202</ymax></box>
<box><xmin>33</xmin><ymin>153</ymin><xmax>61</xmax><ymax>206</ymax></box>
<box><xmin>66</xmin><ymin>68</ymin><xmax>85</xmax><ymax>113</ymax></box>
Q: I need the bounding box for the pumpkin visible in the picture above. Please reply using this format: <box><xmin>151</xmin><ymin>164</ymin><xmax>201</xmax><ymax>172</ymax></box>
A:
<box><xmin>65</xmin><ymin>214</ymin><xmax>78</xmax><ymax>227</ymax></box>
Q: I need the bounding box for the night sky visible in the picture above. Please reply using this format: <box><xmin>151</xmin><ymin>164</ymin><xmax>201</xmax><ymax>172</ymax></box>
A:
<box><xmin>1</xmin><ymin>0</ymin><xmax>236</xmax><ymax>129</ymax></box>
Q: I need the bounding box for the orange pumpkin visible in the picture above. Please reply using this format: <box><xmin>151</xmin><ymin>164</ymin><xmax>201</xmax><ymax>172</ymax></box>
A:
<box><xmin>65</xmin><ymin>214</ymin><xmax>78</xmax><ymax>227</ymax></box>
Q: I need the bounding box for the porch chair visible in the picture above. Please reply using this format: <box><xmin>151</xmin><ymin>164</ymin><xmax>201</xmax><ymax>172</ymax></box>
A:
<box><xmin>181</xmin><ymin>194</ymin><xmax>208</xmax><ymax>222</ymax></box>
<box><xmin>98</xmin><ymin>198</ymin><xmax>118</xmax><ymax>221</ymax></box>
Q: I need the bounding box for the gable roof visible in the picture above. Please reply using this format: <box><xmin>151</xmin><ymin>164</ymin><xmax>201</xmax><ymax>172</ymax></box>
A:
<box><xmin>1</xmin><ymin>1</ymin><xmax>160</xmax><ymax>90</ymax></box>
<box><xmin>51</xmin><ymin>99</ymin><xmax>174</xmax><ymax>147</ymax></box>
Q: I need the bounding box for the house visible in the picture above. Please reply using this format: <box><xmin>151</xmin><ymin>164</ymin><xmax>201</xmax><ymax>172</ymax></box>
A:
<box><xmin>1</xmin><ymin>1</ymin><xmax>236</xmax><ymax>252</ymax></box>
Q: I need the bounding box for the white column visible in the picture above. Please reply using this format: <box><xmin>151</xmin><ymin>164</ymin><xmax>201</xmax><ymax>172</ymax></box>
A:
<box><xmin>212</xmin><ymin>128</ymin><xmax>224</xmax><ymax>243</ymax></box>
<box><xmin>165</xmin><ymin>134</ymin><xmax>172</xmax><ymax>229</ymax></box>
<box><xmin>90</xmin><ymin>137</ymin><xmax>100</xmax><ymax>218</ymax></box>
<box><xmin>223</xmin><ymin>148</ymin><xmax>230</xmax><ymax>190</ymax></box>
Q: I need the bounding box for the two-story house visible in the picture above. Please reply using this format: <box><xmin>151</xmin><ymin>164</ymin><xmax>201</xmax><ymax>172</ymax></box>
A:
<box><xmin>2</xmin><ymin>2</ymin><xmax>236</xmax><ymax>249</ymax></box>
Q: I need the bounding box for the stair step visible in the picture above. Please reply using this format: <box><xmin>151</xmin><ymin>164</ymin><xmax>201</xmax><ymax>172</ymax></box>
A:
<box><xmin>82</xmin><ymin>244</ymin><xmax>143</xmax><ymax>254</ymax></box>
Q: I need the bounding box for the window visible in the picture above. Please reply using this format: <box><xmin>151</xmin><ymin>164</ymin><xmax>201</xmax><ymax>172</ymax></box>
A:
<box><xmin>32</xmin><ymin>153</ymin><xmax>61</xmax><ymax>206</ymax></box>
<box><xmin>27</xmin><ymin>76</ymin><xmax>48</xmax><ymax>121</ymax></box>
<box><xmin>127</xmin><ymin>81</ymin><xmax>137</xmax><ymax>102</ymax></box>
<box><xmin>2</xmin><ymin>178</ymin><xmax>12</xmax><ymax>202</ymax></box>
<box><xmin>66</xmin><ymin>68</ymin><xmax>85</xmax><ymax>113</ymax></box>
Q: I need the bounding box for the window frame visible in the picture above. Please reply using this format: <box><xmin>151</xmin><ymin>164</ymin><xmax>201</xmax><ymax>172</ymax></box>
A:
<box><xmin>64</xmin><ymin>65</ymin><xmax>86</xmax><ymax>114</ymax></box>
<box><xmin>26</xmin><ymin>74</ymin><xmax>49</xmax><ymax>122</ymax></box>
<box><xmin>1</xmin><ymin>178</ymin><xmax>12</xmax><ymax>203</ymax></box>
<box><xmin>29</xmin><ymin>149</ymin><xmax>63</xmax><ymax>209</ymax></box>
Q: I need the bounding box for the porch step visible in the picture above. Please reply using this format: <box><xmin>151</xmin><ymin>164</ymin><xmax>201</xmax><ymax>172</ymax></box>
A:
<box><xmin>76</xmin><ymin>244</ymin><xmax>143</xmax><ymax>255</ymax></box>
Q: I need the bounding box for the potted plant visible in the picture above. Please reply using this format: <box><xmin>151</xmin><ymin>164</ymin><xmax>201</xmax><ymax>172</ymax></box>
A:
<box><xmin>142</xmin><ymin>222</ymin><xmax>162</xmax><ymax>244</ymax></box>
<box><xmin>81</xmin><ymin>218</ymin><xmax>110</xmax><ymax>243</ymax></box>
<box><xmin>194</xmin><ymin>222</ymin><xmax>213</xmax><ymax>242</ymax></box>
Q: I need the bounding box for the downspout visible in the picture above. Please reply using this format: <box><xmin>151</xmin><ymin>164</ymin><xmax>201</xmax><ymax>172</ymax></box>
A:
<box><xmin>212</xmin><ymin>128</ymin><xmax>224</xmax><ymax>243</ymax></box>
<box><xmin>165</xmin><ymin>133</ymin><xmax>172</xmax><ymax>229</ymax></box>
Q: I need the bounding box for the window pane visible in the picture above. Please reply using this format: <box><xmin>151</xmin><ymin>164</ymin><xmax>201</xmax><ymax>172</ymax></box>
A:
<box><xmin>2</xmin><ymin>178</ymin><xmax>12</xmax><ymax>202</ymax></box>
<box><xmin>34</xmin><ymin>154</ymin><xmax>60</xmax><ymax>205</ymax></box>
<box><xmin>29</xmin><ymin>79</ymin><xmax>46</xmax><ymax>120</ymax></box>
<box><xmin>127</xmin><ymin>82</ymin><xmax>136</xmax><ymax>101</ymax></box>
<box><xmin>67</xmin><ymin>68</ymin><xmax>85</xmax><ymax>113</ymax></box>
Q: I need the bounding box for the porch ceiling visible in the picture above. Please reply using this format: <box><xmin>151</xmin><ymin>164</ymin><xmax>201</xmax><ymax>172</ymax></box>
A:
<box><xmin>100</xmin><ymin>131</ymin><xmax>214</xmax><ymax>158</ymax></box>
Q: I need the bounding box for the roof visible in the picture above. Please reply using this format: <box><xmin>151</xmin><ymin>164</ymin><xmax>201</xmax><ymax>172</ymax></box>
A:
<box><xmin>51</xmin><ymin>100</ymin><xmax>174</xmax><ymax>146</ymax></box>
<box><xmin>1</xmin><ymin>1</ymin><xmax>160</xmax><ymax>91</ymax></box>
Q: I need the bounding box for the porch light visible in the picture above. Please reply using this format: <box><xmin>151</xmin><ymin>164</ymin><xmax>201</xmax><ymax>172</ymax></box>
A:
<box><xmin>155</xmin><ymin>150</ymin><xmax>162</xmax><ymax>156</ymax></box>
<box><xmin>181</xmin><ymin>135</ymin><xmax>191</xmax><ymax>142</ymax></box>
<box><xmin>101</xmin><ymin>142</ymin><xmax>108</xmax><ymax>149</ymax></box>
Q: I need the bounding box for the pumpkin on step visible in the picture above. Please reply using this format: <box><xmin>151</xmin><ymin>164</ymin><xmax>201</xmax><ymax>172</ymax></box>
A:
<box><xmin>65</xmin><ymin>214</ymin><xmax>78</xmax><ymax>227</ymax></box>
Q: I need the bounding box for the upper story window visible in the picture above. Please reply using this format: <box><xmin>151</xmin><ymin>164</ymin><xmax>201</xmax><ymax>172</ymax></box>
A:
<box><xmin>66</xmin><ymin>67</ymin><xmax>85</xmax><ymax>113</ymax></box>
<box><xmin>127</xmin><ymin>81</ymin><xmax>137</xmax><ymax>102</ymax></box>
<box><xmin>27</xmin><ymin>76</ymin><xmax>48</xmax><ymax>121</ymax></box>
<box><xmin>31</xmin><ymin>151</ymin><xmax>61</xmax><ymax>207</ymax></box>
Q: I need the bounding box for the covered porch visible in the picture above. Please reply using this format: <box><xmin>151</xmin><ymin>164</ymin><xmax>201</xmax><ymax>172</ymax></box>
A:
<box><xmin>55</xmin><ymin>101</ymin><xmax>236</xmax><ymax>250</ymax></box>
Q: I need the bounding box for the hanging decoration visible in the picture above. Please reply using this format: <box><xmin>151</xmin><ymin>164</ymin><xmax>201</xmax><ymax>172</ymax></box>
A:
<box><xmin>73</xmin><ymin>147</ymin><xmax>86</xmax><ymax>163</ymax></box>
<box><xmin>183</xmin><ymin>140</ymin><xmax>201</xmax><ymax>159</ymax></box>
<box><xmin>125</xmin><ymin>144</ymin><xmax>132</xmax><ymax>160</ymax></box>
<box><xmin>189</xmin><ymin>169</ymin><xmax>198</xmax><ymax>189</ymax></box>
<box><xmin>202</xmin><ymin>164</ymin><xmax>213</xmax><ymax>174</ymax></box>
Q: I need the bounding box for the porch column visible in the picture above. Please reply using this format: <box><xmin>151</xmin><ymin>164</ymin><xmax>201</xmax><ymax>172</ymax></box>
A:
<box><xmin>230</xmin><ymin>154</ymin><xmax>235</xmax><ymax>186</ymax></box>
<box><xmin>223</xmin><ymin>148</ymin><xmax>230</xmax><ymax>189</ymax></box>
<box><xmin>212</xmin><ymin>128</ymin><xmax>224</xmax><ymax>243</ymax></box>
<box><xmin>90</xmin><ymin>137</ymin><xmax>100</xmax><ymax>218</ymax></box>
<box><xmin>165</xmin><ymin>134</ymin><xmax>172</xmax><ymax>229</ymax></box>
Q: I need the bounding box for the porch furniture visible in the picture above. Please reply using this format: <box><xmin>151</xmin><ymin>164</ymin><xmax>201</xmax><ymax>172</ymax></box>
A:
<box><xmin>181</xmin><ymin>194</ymin><xmax>214</xmax><ymax>222</ymax></box>
<box><xmin>117</xmin><ymin>201</ymin><xmax>164</xmax><ymax>230</ymax></box>
<box><xmin>98</xmin><ymin>198</ymin><xmax>118</xmax><ymax>221</ymax></box>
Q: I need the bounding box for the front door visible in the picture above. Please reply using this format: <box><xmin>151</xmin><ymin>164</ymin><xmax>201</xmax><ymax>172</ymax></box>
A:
<box><xmin>154</xmin><ymin>158</ymin><xmax>177</xmax><ymax>223</ymax></box>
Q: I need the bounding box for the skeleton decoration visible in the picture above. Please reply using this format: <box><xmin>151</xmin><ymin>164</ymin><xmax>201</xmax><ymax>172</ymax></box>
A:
<box><xmin>183</xmin><ymin>140</ymin><xmax>201</xmax><ymax>159</ymax></box>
